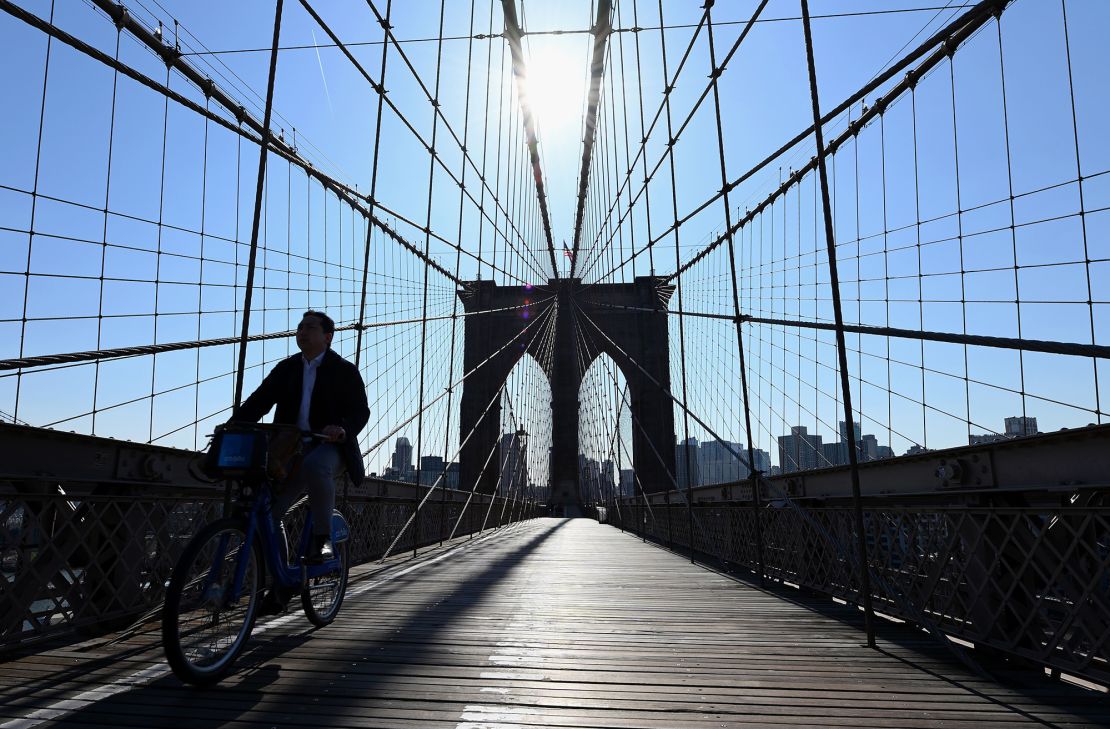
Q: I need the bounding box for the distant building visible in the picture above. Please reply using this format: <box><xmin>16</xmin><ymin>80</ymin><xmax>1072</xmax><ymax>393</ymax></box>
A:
<box><xmin>806</xmin><ymin>422</ymin><xmax>889</xmax><ymax>468</ymax></box>
<box><xmin>499</xmin><ymin>432</ymin><xmax>528</xmax><ymax>497</ymax></box>
<box><xmin>699</xmin><ymin>440</ymin><xmax>744</xmax><ymax>485</ymax></box>
<box><xmin>749</xmin><ymin>448</ymin><xmax>772</xmax><ymax>475</ymax></box>
<box><xmin>839</xmin><ymin>421</ymin><xmax>862</xmax><ymax>446</ymax></box>
<box><xmin>619</xmin><ymin>469</ymin><xmax>635</xmax><ymax>497</ymax></box>
<box><xmin>579</xmin><ymin>457</ymin><xmax>602</xmax><ymax>499</ymax></box>
<box><xmin>970</xmin><ymin>415</ymin><xmax>1040</xmax><ymax>446</ymax></box>
<box><xmin>601</xmin><ymin>459</ymin><xmax>615</xmax><ymax>496</ymax></box>
<box><xmin>905</xmin><ymin>444</ymin><xmax>931</xmax><ymax>456</ymax></box>
<box><xmin>445</xmin><ymin>461</ymin><xmax>460</xmax><ymax>489</ymax></box>
<box><xmin>675</xmin><ymin>437</ymin><xmax>701</xmax><ymax>489</ymax></box>
<box><xmin>969</xmin><ymin>433</ymin><xmax>1008</xmax><ymax>445</ymax></box>
<box><xmin>859</xmin><ymin>433</ymin><xmax>880</xmax><ymax>461</ymax></box>
<box><xmin>1005</xmin><ymin>416</ymin><xmax>1039</xmax><ymax>437</ymax></box>
<box><xmin>418</xmin><ymin>455</ymin><xmax>445</xmax><ymax>487</ymax></box>
<box><xmin>820</xmin><ymin>441</ymin><xmax>844</xmax><ymax>468</ymax></box>
<box><xmin>391</xmin><ymin>437</ymin><xmax>413</xmax><ymax>481</ymax></box>
<box><xmin>778</xmin><ymin>426</ymin><xmax>822</xmax><ymax>473</ymax></box>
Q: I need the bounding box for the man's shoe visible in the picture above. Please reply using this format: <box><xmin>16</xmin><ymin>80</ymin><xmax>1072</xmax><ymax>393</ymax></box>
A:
<box><xmin>304</xmin><ymin>535</ymin><xmax>334</xmax><ymax>565</ymax></box>
<box><xmin>256</xmin><ymin>584</ymin><xmax>298</xmax><ymax>616</ymax></box>
<box><xmin>256</xmin><ymin>590</ymin><xmax>287</xmax><ymax>617</ymax></box>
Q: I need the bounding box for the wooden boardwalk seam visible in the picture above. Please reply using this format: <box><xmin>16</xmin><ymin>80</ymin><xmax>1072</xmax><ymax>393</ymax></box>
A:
<box><xmin>1</xmin><ymin>518</ymin><xmax>1107</xmax><ymax>728</ymax></box>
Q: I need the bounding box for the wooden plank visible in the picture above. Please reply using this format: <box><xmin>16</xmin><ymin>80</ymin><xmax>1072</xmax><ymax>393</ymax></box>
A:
<box><xmin>1</xmin><ymin>518</ymin><xmax>1106</xmax><ymax>727</ymax></box>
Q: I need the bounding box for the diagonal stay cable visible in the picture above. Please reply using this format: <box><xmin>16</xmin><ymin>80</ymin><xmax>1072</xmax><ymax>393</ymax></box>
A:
<box><xmin>65</xmin><ymin>0</ymin><xmax>532</xmax><ymax>287</ymax></box>
<box><xmin>0</xmin><ymin>299</ymin><xmax>550</xmax><ymax>372</ymax></box>
<box><xmin>660</xmin><ymin>0</ymin><xmax>1004</xmax><ymax>283</ymax></box>
<box><xmin>567</xmin><ymin>0</ymin><xmax>613</xmax><ymax>278</ymax></box>
<box><xmin>580</xmin><ymin>0</ymin><xmax>770</xmax><ymax>283</ymax></box>
<box><xmin>360</xmin><ymin>298</ymin><xmax>556</xmax><ymax>459</ymax></box>
<box><xmin>574</xmin><ymin>0</ymin><xmax>714</xmax><ymax>280</ymax></box>
<box><xmin>446</xmin><ymin>299</ymin><xmax>558</xmax><ymax>540</ymax></box>
<box><xmin>590</xmin><ymin>0</ymin><xmax>1002</xmax><ymax>284</ymax></box>
<box><xmin>296</xmin><ymin>0</ymin><xmax>548</xmax><ymax>283</ymax></box>
<box><xmin>576</xmin><ymin>297</ymin><xmax>990</xmax><ymax>674</ymax></box>
<box><xmin>359</xmin><ymin>0</ymin><xmax>547</xmax><ymax>278</ymax></box>
<box><xmin>581</xmin><ymin>302</ymin><xmax>1110</xmax><ymax>360</ymax></box>
<box><xmin>8</xmin><ymin>0</ymin><xmax>476</xmax><ymax>287</ymax></box>
<box><xmin>383</xmin><ymin>304</ymin><xmax>557</xmax><ymax>558</ymax></box>
<box><xmin>500</xmin><ymin>0</ymin><xmax>558</xmax><ymax>278</ymax></box>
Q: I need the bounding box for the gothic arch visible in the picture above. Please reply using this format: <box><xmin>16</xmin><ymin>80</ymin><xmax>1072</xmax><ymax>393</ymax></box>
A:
<box><xmin>458</xmin><ymin>277</ymin><xmax>676</xmax><ymax>506</ymax></box>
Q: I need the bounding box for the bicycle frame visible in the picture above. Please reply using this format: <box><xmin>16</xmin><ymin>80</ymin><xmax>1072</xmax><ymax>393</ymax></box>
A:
<box><xmin>213</xmin><ymin>480</ymin><xmax>350</xmax><ymax>605</ymax></box>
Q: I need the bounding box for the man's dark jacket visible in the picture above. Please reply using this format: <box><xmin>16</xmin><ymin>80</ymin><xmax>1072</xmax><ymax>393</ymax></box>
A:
<box><xmin>232</xmin><ymin>349</ymin><xmax>369</xmax><ymax>484</ymax></box>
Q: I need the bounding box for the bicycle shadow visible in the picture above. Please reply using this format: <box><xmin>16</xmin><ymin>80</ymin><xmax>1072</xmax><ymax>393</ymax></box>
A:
<box><xmin>39</xmin><ymin>518</ymin><xmax>569</xmax><ymax>727</ymax></box>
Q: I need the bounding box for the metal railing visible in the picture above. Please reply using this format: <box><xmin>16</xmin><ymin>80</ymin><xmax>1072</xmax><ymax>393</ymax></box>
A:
<box><xmin>0</xmin><ymin>425</ymin><xmax>538</xmax><ymax>652</ymax></box>
<box><xmin>604</xmin><ymin>456</ymin><xmax>1110</xmax><ymax>686</ymax></box>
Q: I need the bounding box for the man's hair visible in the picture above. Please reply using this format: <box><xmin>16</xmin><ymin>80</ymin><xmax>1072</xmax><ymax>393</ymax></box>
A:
<box><xmin>302</xmin><ymin>309</ymin><xmax>335</xmax><ymax>334</ymax></box>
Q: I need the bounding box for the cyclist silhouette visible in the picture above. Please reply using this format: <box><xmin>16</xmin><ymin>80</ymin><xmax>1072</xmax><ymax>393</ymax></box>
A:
<box><xmin>231</xmin><ymin>309</ymin><xmax>368</xmax><ymax>612</ymax></box>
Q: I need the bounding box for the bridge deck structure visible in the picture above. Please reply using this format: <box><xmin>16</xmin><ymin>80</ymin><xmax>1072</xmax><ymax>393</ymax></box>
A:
<box><xmin>2</xmin><ymin>518</ymin><xmax>1106</xmax><ymax>728</ymax></box>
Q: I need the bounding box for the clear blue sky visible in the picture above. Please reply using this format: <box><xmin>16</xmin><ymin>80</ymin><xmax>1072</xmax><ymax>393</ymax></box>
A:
<box><xmin>1</xmin><ymin>0</ymin><xmax>1107</xmax><ymax>479</ymax></box>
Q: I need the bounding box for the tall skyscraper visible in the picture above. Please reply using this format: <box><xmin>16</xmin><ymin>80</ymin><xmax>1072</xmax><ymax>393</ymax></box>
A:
<box><xmin>419</xmin><ymin>455</ymin><xmax>445</xmax><ymax>486</ymax></box>
<box><xmin>619</xmin><ymin>469</ymin><xmax>635</xmax><ymax>497</ymax></box>
<box><xmin>392</xmin><ymin>437</ymin><xmax>413</xmax><ymax>481</ymax></box>
<box><xmin>675</xmin><ymin>437</ymin><xmax>701</xmax><ymax>490</ymax></box>
<box><xmin>839</xmin><ymin>420</ymin><xmax>862</xmax><ymax>445</ymax></box>
<box><xmin>499</xmin><ymin>432</ymin><xmax>528</xmax><ymax>497</ymax></box>
<box><xmin>601</xmin><ymin>459</ymin><xmax>615</xmax><ymax>497</ymax></box>
<box><xmin>750</xmin><ymin>448</ymin><xmax>772</xmax><ymax>475</ymax></box>
<box><xmin>778</xmin><ymin>426</ymin><xmax>823</xmax><ymax>474</ymax></box>
<box><xmin>699</xmin><ymin>440</ymin><xmax>743</xmax><ymax>485</ymax></box>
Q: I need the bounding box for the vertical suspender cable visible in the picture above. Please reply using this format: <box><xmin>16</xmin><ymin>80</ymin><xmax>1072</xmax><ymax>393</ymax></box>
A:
<box><xmin>354</xmin><ymin>0</ymin><xmax>392</xmax><ymax>369</ymax></box>
<box><xmin>1058</xmin><ymin>1</ymin><xmax>1101</xmax><ymax>422</ymax></box>
<box><xmin>92</xmin><ymin>26</ymin><xmax>122</xmax><ymax>437</ymax></box>
<box><xmin>441</xmin><ymin>0</ymin><xmax>478</xmax><ymax>546</ymax></box>
<box><xmin>15</xmin><ymin>0</ymin><xmax>55</xmax><ymax>423</ymax></box>
<box><xmin>799</xmin><ymin>0</ymin><xmax>875</xmax><ymax>647</ymax></box>
<box><xmin>413</xmin><ymin>0</ymin><xmax>448</xmax><ymax>558</ymax></box>
<box><xmin>655</xmin><ymin>0</ymin><xmax>695</xmax><ymax>560</ymax></box>
<box><xmin>149</xmin><ymin>60</ymin><xmax>172</xmax><ymax>443</ymax></box>
<box><xmin>705</xmin><ymin>0</ymin><xmax>769</xmax><ymax>584</ymax></box>
<box><xmin>234</xmin><ymin>0</ymin><xmax>284</xmax><ymax>409</ymax></box>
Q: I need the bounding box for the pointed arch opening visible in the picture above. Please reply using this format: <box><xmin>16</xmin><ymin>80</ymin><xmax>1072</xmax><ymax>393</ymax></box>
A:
<box><xmin>578</xmin><ymin>353</ymin><xmax>634</xmax><ymax>504</ymax></box>
<box><xmin>498</xmin><ymin>354</ymin><xmax>552</xmax><ymax>503</ymax></box>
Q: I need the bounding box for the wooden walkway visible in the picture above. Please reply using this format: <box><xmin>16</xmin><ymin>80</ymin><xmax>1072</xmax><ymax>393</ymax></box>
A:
<box><xmin>1</xmin><ymin>517</ymin><xmax>1107</xmax><ymax>728</ymax></box>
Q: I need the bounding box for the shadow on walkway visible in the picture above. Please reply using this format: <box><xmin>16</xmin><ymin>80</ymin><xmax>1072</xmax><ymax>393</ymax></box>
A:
<box><xmin>39</xmin><ymin>519</ymin><xmax>569</xmax><ymax>727</ymax></box>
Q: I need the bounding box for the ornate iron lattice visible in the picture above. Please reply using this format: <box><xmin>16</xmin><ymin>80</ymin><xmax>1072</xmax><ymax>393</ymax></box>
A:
<box><xmin>0</xmin><ymin>480</ymin><xmax>532</xmax><ymax>651</ymax></box>
<box><xmin>606</xmin><ymin>491</ymin><xmax>1110</xmax><ymax>686</ymax></box>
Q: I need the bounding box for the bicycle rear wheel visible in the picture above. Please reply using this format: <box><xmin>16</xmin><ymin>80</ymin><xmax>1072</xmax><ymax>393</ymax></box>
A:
<box><xmin>162</xmin><ymin>518</ymin><xmax>263</xmax><ymax>685</ymax></box>
<box><xmin>301</xmin><ymin>538</ymin><xmax>348</xmax><ymax>627</ymax></box>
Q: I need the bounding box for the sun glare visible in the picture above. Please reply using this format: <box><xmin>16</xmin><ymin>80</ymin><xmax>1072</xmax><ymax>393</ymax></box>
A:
<box><xmin>522</xmin><ymin>46</ymin><xmax>588</xmax><ymax>136</ymax></box>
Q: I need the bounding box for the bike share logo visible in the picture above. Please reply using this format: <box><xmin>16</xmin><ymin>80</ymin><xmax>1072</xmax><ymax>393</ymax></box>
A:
<box><xmin>218</xmin><ymin>433</ymin><xmax>258</xmax><ymax>468</ymax></box>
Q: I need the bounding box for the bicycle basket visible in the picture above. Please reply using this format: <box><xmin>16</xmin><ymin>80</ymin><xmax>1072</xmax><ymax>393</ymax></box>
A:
<box><xmin>204</xmin><ymin>427</ymin><xmax>269</xmax><ymax>478</ymax></box>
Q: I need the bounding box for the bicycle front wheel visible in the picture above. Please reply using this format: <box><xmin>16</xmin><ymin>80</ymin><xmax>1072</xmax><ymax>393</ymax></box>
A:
<box><xmin>162</xmin><ymin>518</ymin><xmax>263</xmax><ymax>685</ymax></box>
<box><xmin>301</xmin><ymin>538</ymin><xmax>349</xmax><ymax>627</ymax></box>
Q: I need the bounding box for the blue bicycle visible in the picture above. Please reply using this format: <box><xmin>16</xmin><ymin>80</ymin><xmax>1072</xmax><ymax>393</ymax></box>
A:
<box><xmin>162</xmin><ymin>423</ymin><xmax>351</xmax><ymax>685</ymax></box>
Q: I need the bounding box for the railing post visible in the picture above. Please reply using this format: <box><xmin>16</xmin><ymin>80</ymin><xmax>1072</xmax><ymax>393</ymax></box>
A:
<box><xmin>413</xmin><ymin>495</ymin><xmax>419</xmax><ymax>558</ymax></box>
<box><xmin>799</xmin><ymin>0</ymin><xmax>875</xmax><ymax>647</ymax></box>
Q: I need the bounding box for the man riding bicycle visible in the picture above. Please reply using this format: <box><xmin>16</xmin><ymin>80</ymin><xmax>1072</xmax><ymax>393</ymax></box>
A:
<box><xmin>231</xmin><ymin>309</ymin><xmax>369</xmax><ymax>613</ymax></box>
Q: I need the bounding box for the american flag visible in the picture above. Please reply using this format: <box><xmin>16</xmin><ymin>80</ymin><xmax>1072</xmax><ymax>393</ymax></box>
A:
<box><xmin>562</xmin><ymin>242</ymin><xmax>574</xmax><ymax>260</ymax></box>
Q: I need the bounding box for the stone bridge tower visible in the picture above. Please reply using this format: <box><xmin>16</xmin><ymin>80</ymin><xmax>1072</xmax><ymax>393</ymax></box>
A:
<box><xmin>458</xmin><ymin>277</ymin><xmax>676</xmax><ymax>508</ymax></box>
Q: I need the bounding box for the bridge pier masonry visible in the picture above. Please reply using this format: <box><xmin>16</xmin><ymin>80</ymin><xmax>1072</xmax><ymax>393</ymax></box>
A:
<box><xmin>458</xmin><ymin>277</ymin><xmax>677</xmax><ymax>511</ymax></box>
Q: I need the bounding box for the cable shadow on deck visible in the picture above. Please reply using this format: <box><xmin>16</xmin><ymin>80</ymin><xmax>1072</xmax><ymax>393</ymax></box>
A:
<box><xmin>26</xmin><ymin>519</ymin><xmax>568</xmax><ymax>727</ymax></box>
<box><xmin>611</xmin><ymin>525</ymin><xmax>1110</xmax><ymax>725</ymax></box>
